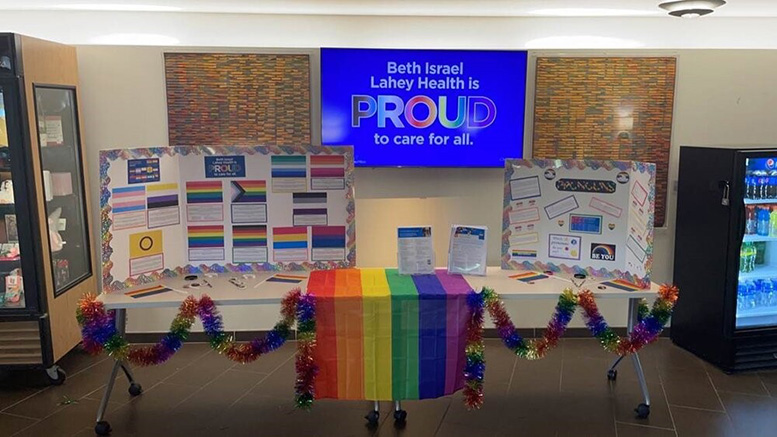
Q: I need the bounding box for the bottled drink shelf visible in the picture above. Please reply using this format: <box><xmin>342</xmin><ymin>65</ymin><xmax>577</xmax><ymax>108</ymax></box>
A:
<box><xmin>744</xmin><ymin>199</ymin><xmax>777</xmax><ymax>205</ymax></box>
<box><xmin>736</xmin><ymin>306</ymin><xmax>777</xmax><ymax>319</ymax></box>
<box><xmin>743</xmin><ymin>235</ymin><xmax>777</xmax><ymax>242</ymax></box>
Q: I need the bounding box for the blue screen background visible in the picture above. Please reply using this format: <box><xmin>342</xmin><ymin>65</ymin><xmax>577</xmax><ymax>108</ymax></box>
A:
<box><xmin>321</xmin><ymin>48</ymin><xmax>527</xmax><ymax>167</ymax></box>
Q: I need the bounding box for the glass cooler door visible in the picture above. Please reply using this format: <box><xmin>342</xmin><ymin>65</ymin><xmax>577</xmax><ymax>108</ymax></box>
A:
<box><xmin>33</xmin><ymin>85</ymin><xmax>91</xmax><ymax>296</ymax></box>
<box><xmin>0</xmin><ymin>84</ymin><xmax>28</xmax><ymax>309</ymax></box>
<box><xmin>738</xmin><ymin>155</ymin><xmax>777</xmax><ymax>328</ymax></box>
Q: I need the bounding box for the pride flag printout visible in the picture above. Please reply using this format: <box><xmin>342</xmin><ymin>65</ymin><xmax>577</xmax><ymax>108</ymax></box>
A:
<box><xmin>271</xmin><ymin>156</ymin><xmax>307</xmax><ymax>193</ymax></box>
<box><xmin>273</xmin><ymin>226</ymin><xmax>308</xmax><ymax>262</ymax></box>
<box><xmin>187</xmin><ymin>225</ymin><xmax>225</xmax><ymax>261</ymax></box>
<box><xmin>232</xmin><ymin>225</ymin><xmax>268</xmax><ymax>263</ymax></box>
<box><xmin>230</xmin><ymin>180</ymin><xmax>268</xmax><ymax>224</ymax></box>
<box><xmin>146</xmin><ymin>183</ymin><xmax>180</xmax><ymax>228</ymax></box>
<box><xmin>111</xmin><ymin>185</ymin><xmax>146</xmax><ymax>230</ymax></box>
<box><xmin>186</xmin><ymin>180</ymin><xmax>224</xmax><ymax>222</ymax></box>
<box><xmin>308</xmin><ymin>268</ymin><xmax>471</xmax><ymax>401</ymax></box>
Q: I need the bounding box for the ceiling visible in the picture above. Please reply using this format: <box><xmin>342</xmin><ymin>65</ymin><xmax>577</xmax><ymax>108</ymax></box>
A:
<box><xmin>1</xmin><ymin>0</ymin><xmax>777</xmax><ymax>17</ymax></box>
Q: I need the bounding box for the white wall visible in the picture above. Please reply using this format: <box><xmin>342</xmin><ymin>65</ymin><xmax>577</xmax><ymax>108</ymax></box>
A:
<box><xmin>73</xmin><ymin>45</ymin><xmax>777</xmax><ymax>332</ymax></box>
<box><xmin>5</xmin><ymin>11</ymin><xmax>777</xmax><ymax>49</ymax></box>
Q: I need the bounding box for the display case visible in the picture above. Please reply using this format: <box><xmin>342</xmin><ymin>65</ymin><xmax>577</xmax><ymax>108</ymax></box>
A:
<box><xmin>0</xmin><ymin>33</ymin><xmax>96</xmax><ymax>382</ymax></box>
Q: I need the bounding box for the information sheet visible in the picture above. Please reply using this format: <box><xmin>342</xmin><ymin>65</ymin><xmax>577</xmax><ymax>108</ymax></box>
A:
<box><xmin>397</xmin><ymin>226</ymin><xmax>434</xmax><ymax>275</ymax></box>
<box><xmin>448</xmin><ymin>225</ymin><xmax>488</xmax><ymax>276</ymax></box>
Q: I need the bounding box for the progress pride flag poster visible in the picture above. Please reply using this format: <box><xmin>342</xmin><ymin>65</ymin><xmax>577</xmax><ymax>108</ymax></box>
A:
<box><xmin>321</xmin><ymin>48</ymin><xmax>527</xmax><ymax>167</ymax></box>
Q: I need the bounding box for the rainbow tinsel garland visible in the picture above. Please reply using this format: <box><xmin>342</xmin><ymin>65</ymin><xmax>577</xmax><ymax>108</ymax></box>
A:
<box><xmin>462</xmin><ymin>284</ymin><xmax>678</xmax><ymax>409</ymax></box>
<box><xmin>76</xmin><ymin>289</ymin><xmax>317</xmax><ymax>409</ymax></box>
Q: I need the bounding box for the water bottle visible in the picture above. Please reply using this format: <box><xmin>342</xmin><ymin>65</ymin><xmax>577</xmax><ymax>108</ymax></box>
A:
<box><xmin>762</xmin><ymin>280</ymin><xmax>774</xmax><ymax>307</ymax></box>
<box><xmin>770</xmin><ymin>278</ymin><xmax>777</xmax><ymax>306</ymax></box>
<box><xmin>752</xmin><ymin>280</ymin><xmax>761</xmax><ymax>309</ymax></box>
<box><xmin>746</xmin><ymin>206</ymin><xmax>757</xmax><ymax>235</ymax></box>
<box><xmin>758</xmin><ymin>208</ymin><xmax>770</xmax><ymax>236</ymax></box>
<box><xmin>746</xmin><ymin>281</ymin><xmax>757</xmax><ymax>309</ymax></box>
<box><xmin>750</xmin><ymin>243</ymin><xmax>758</xmax><ymax>272</ymax></box>
<box><xmin>738</xmin><ymin>282</ymin><xmax>747</xmax><ymax>310</ymax></box>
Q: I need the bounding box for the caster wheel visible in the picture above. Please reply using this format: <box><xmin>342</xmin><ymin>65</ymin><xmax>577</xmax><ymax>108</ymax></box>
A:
<box><xmin>365</xmin><ymin>410</ymin><xmax>380</xmax><ymax>426</ymax></box>
<box><xmin>128</xmin><ymin>383</ymin><xmax>143</xmax><ymax>397</ymax></box>
<box><xmin>607</xmin><ymin>369</ymin><xmax>618</xmax><ymax>381</ymax></box>
<box><xmin>393</xmin><ymin>409</ymin><xmax>407</xmax><ymax>423</ymax></box>
<box><xmin>635</xmin><ymin>403</ymin><xmax>650</xmax><ymax>419</ymax></box>
<box><xmin>45</xmin><ymin>366</ymin><xmax>66</xmax><ymax>386</ymax></box>
<box><xmin>95</xmin><ymin>421</ymin><xmax>112</xmax><ymax>435</ymax></box>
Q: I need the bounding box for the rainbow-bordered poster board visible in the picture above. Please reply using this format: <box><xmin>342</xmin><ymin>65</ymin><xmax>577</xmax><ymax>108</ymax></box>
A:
<box><xmin>100</xmin><ymin>145</ymin><xmax>355</xmax><ymax>292</ymax></box>
<box><xmin>502</xmin><ymin>159</ymin><xmax>655</xmax><ymax>287</ymax></box>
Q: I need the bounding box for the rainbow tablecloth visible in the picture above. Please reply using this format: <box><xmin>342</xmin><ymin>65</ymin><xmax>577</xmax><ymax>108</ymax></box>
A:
<box><xmin>307</xmin><ymin>268</ymin><xmax>473</xmax><ymax>401</ymax></box>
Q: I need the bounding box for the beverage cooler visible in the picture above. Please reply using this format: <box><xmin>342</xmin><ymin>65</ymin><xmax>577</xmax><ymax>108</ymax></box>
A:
<box><xmin>673</xmin><ymin>146</ymin><xmax>777</xmax><ymax>371</ymax></box>
<box><xmin>0</xmin><ymin>33</ymin><xmax>96</xmax><ymax>382</ymax></box>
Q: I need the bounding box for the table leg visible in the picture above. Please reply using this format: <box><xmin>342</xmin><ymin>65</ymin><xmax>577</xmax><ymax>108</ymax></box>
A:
<box><xmin>95</xmin><ymin>308</ymin><xmax>143</xmax><ymax>435</ymax></box>
<box><xmin>393</xmin><ymin>400</ymin><xmax>407</xmax><ymax>423</ymax></box>
<box><xmin>627</xmin><ymin>297</ymin><xmax>651</xmax><ymax>418</ymax></box>
<box><xmin>365</xmin><ymin>401</ymin><xmax>380</xmax><ymax>426</ymax></box>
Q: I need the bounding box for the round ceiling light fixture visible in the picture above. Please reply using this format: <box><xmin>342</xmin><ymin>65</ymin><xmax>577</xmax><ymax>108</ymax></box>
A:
<box><xmin>659</xmin><ymin>0</ymin><xmax>726</xmax><ymax>17</ymax></box>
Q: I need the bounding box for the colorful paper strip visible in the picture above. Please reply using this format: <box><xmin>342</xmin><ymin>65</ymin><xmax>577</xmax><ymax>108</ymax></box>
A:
<box><xmin>125</xmin><ymin>285</ymin><xmax>171</xmax><ymax>299</ymax></box>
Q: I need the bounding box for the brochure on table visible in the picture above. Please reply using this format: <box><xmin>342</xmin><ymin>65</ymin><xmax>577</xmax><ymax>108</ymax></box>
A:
<box><xmin>100</xmin><ymin>145</ymin><xmax>356</xmax><ymax>292</ymax></box>
<box><xmin>448</xmin><ymin>225</ymin><xmax>488</xmax><ymax>276</ymax></box>
<box><xmin>501</xmin><ymin>159</ymin><xmax>655</xmax><ymax>287</ymax></box>
<box><xmin>397</xmin><ymin>226</ymin><xmax>434</xmax><ymax>275</ymax></box>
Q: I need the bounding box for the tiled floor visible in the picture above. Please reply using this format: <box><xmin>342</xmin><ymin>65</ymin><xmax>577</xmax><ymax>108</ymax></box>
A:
<box><xmin>2</xmin><ymin>338</ymin><xmax>777</xmax><ymax>436</ymax></box>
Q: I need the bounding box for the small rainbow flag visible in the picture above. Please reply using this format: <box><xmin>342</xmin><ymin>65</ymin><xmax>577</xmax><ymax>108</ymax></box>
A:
<box><xmin>232</xmin><ymin>225</ymin><xmax>267</xmax><ymax>247</ymax></box>
<box><xmin>309</xmin><ymin>268</ymin><xmax>471</xmax><ymax>401</ymax></box>
<box><xmin>512</xmin><ymin>249</ymin><xmax>537</xmax><ymax>258</ymax></box>
<box><xmin>188</xmin><ymin>225</ymin><xmax>224</xmax><ymax>248</ymax></box>
<box><xmin>272</xmin><ymin>226</ymin><xmax>308</xmax><ymax>250</ymax></box>
<box><xmin>266</xmin><ymin>273</ymin><xmax>307</xmax><ymax>284</ymax></box>
<box><xmin>125</xmin><ymin>285</ymin><xmax>171</xmax><ymax>299</ymax></box>
<box><xmin>231</xmin><ymin>180</ymin><xmax>266</xmax><ymax>203</ymax></box>
<box><xmin>186</xmin><ymin>181</ymin><xmax>223</xmax><ymax>204</ymax></box>
<box><xmin>509</xmin><ymin>271</ymin><xmax>549</xmax><ymax>282</ymax></box>
<box><xmin>600</xmin><ymin>279</ymin><xmax>645</xmax><ymax>291</ymax></box>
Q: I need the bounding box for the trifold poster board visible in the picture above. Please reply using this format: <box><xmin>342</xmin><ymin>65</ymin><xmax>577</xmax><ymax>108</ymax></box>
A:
<box><xmin>100</xmin><ymin>145</ymin><xmax>356</xmax><ymax>292</ymax></box>
<box><xmin>502</xmin><ymin>159</ymin><xmax>655</xmax><ymax>287</ymax></box>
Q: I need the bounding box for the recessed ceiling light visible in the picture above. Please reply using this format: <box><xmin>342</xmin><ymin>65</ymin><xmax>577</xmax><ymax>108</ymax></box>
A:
<box><xmin>53</xmin><ymin>4</ymin><xmax>182</xmax><ymax>12</ymax></box>
<box><xmin>659</xmin><ymin>0</ymin><xmax>726</xmax><ymax>18</ymax></box>
<box><xmin>529</xmin><ymin>8</ymin><xmax>658</xmax><ymax>17</ymax></box>
<box><xmin>89</xmin><ymin>33</ymin><xmax>180</xmax><ymax>46</ymax></box>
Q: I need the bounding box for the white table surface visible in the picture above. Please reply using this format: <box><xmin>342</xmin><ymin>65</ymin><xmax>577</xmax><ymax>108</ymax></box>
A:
<box><xmin>98</xmin><ymin>267</ymin><xmax>659</xmax><ymax>310</ymax></box>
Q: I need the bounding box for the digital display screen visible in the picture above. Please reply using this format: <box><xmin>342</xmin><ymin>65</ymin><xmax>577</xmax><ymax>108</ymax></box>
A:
<box><xmin>321</xmin><ymin>48</ymin><xmax>528</xmax><ymax>167</ymax></box>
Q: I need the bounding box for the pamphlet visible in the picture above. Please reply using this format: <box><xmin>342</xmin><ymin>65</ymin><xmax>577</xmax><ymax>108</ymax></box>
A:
<box><xmin>447</xmin><ymin>225</ymin><xmax>488</xmax><ymax>276</ymax></box>
<box><xmin>397</xmin><ymin>226</ymin><xmax>434</xmax><ymax>275</ymax></box>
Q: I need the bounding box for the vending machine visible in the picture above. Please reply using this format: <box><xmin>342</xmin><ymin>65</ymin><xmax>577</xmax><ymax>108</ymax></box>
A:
<box><xmin>673</xmin><ymin>146</ymin><xmax>777</xmax><ymax>371</ymax></box>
